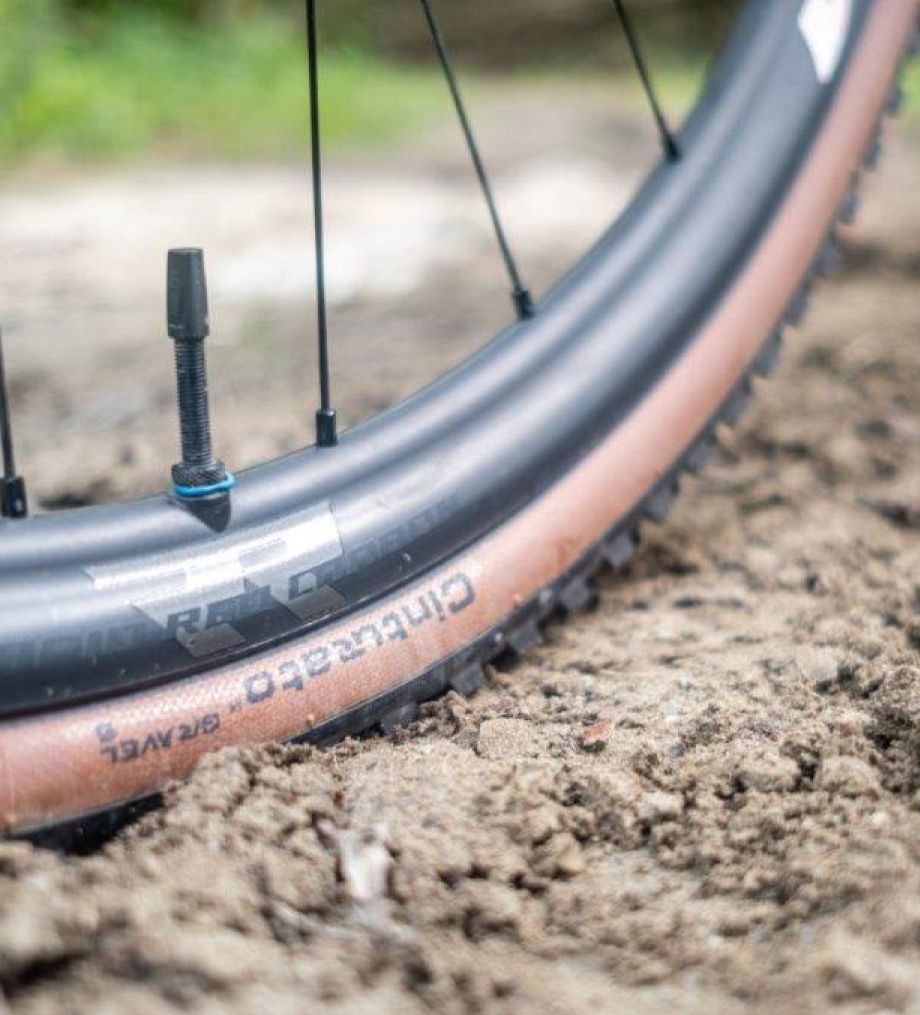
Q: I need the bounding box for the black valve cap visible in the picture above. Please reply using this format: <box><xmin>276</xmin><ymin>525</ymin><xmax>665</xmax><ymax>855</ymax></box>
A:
<box><xmin>167</xmin><ymin>248</ymin><xmax>210</xmax><ymax>341</ymax></box>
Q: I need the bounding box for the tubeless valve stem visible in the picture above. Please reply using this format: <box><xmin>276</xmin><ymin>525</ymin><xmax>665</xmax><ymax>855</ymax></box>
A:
<box><xmin>166</xmin><ymin>249</ymin><xmax>235</xmax><ymax>500</ymax></box>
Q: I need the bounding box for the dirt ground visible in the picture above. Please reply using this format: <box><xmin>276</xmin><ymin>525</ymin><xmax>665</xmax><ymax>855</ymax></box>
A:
<box><xmin>0</xmin><ymin>89</ymin><xmax>919</xmax><ymax>1013</ymax></box>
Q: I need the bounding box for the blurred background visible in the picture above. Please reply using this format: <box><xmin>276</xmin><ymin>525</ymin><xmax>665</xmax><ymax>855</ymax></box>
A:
<box><xmin>0</xmin><ymin>0</ymin><xmax>917</xmax><ymax>507</ymax></box>
<box><xmin>0</xmin><ymin>0</ymin><xmax>735</xmax><ymax>167</ymax></box>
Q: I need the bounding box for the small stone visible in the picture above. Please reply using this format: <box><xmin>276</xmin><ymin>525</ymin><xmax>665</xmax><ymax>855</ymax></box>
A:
<box><xmin>816</xmin><ymin>755</ymin><xmax>881</xmax><ymax>797</ymax></box>
<box><xmin>638</xmin><ymin>791</ymin><xmax>683</xmax><ymax>825</ymax></box>
<box><xmin>461</xmin><ymin>881</ymin><xmax>524</xmax><ymax>941</ymax></box>
<box><xmin>831</xmin><ymin>708</ymin><xmax>870</xmax><ymax>737</ymax></box>
<box><xmin>796</xmin><ymin>646</ymin><xmax>838</xmax><ymax>690</ymax></box>
<box><xmin>523</xmin><ymin>803</ymin><xmax>562</xmax><ymax>846</ymax></box>
<box><xmin>735</xmin><ymin>747</ymin><xmax>799</xmax><ymax>793</ymax></box>
<box><xmin>818</xmin><ymin>930</ymin><xmax>914</xmax><ymax>1006</ymax></box>
<box><xmin>578</xmin><ymin>719</ymin><xmax>614</xmax><ymax>753</ymax></box>
<box><xmin>534</xmin><ymin>832</ymin><xmax>585</xmax><ymax>879</ymax></box>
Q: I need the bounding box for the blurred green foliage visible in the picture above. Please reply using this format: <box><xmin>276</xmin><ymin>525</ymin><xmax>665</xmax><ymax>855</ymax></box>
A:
<box><xmin>0</xmin><ymin>0</ymin><xmax>444</xmax><ymax>164</ymax></box>
<box><xmin>0</xmin><ymin>0</ymin><xmax>916</xmax><ymax>166</ymax></box>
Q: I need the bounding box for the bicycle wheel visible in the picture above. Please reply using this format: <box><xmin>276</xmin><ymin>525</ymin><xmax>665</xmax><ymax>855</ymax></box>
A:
<box><xmin>0</xmin><ymin>0</ymin><xmax>916</xmax><ymax>837</ymax></box>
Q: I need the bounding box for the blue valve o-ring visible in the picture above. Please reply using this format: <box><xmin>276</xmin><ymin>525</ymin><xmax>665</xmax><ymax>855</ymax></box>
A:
<box><xmin>173</xmin><ymin>473</ymin><xmax>237</xmax><ymax>499</ymax></box>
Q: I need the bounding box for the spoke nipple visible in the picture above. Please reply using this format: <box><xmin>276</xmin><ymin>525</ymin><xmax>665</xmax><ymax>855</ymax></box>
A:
<box><xmin>513</xmin><ymin>287</ymin><xmax>535</xmax><ymax>320</ymax></box>
<box><xmin>167</xmin><ymin>249</ymin><xmax>235</xmax><ymax>500</ymax></box>
<box><xmin>663</xmin><ymin>134</ymin><xmax>681</xmax><ymax>162</ymax></box>
<box><xmin>1</xmin><ymin>475</ymin><xmax>27</xmax><ymax>519</ymax></box>
<box><xmin>316</xmin><ymin>408</ymin><xmax>338</xmax><ymax>448</ymax></box>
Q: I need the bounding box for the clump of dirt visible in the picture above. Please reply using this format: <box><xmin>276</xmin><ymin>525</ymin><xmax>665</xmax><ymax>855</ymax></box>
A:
<box><xmin>0</xmin><ymin>121</ymin><xmax>919</xmax><ymax>1013</ymax></box>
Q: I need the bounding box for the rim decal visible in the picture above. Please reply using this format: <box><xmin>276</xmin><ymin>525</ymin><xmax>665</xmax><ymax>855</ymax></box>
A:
<box><xmin>88</xmin><ymin>503</ymin><xmax>344</xmax><ymax>657</ymax></box>
<box><xmin>799</xmin><ymin>0</ymin><xmax>853</xmax><ymax>84</ymax></box>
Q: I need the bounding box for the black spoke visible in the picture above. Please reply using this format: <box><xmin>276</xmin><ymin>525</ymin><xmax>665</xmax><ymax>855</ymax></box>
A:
<box><xmin>306</xmin><ymin>0</ymin><xmax>337</xmax><ymax>447</ymax></box>
<box><xmin>611</xmin><ymin>0</ymin><xmax>680</xmax><ymax>162</ymax></box>
<box><xmin>419</xmin><ymin>0</ymin><xmax>534</xmax><ymax>320</ymax></box>
<box><xmin>0</xmin><ymin>320</ymin><xmax>27</xmax><ymax>519</ymax></box>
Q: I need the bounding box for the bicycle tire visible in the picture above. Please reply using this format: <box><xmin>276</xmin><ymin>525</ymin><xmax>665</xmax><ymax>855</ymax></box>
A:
<box><xmin>1</xmin><ymin>0</ymin><xmax>916</xmax><ymax>836</ymax></box>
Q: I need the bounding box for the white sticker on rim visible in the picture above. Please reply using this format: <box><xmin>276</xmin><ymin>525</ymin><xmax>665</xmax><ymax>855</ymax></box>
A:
<box><xmin>798</xmin><ymin>0</ymin><xmax>853</xmax><ymax>84</ymax></box>
<box><xmin>88</xmin><ymin>502</ymin><xmax>345</xmax><ymax>657</ymax></box>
